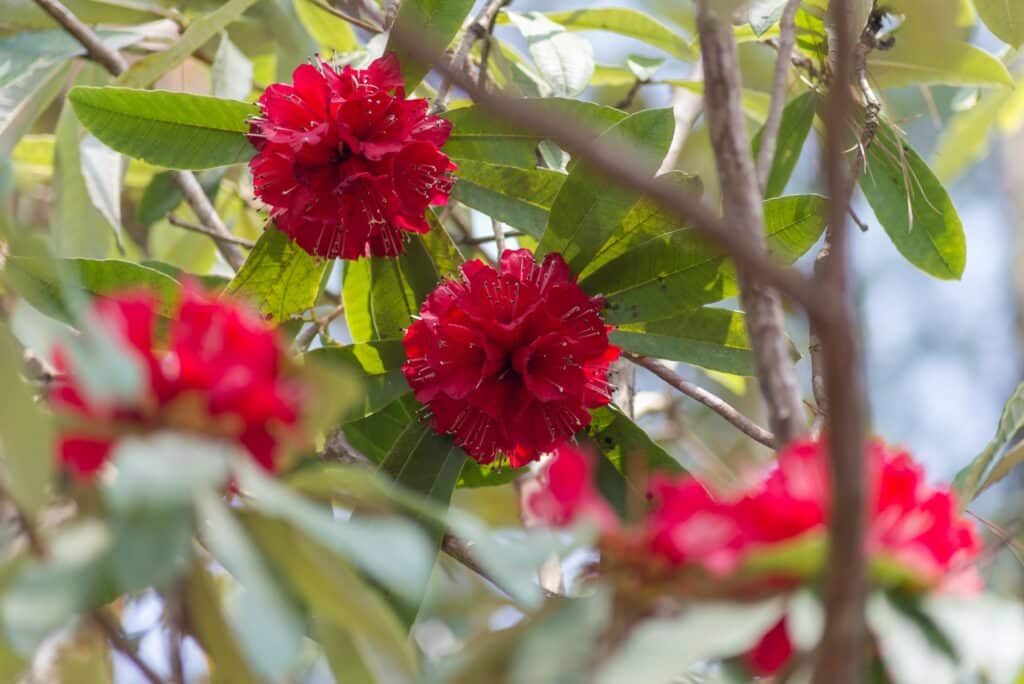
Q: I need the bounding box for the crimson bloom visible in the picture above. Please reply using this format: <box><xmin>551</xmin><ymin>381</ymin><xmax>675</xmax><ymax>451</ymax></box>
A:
<box><xmin>402</xmin><ymin>249</ymin><xmax>620</xmax><ymax>466</ymax></box>
<box><xmin>52</xmin><ymin>288</ymin><xmax>305</xmax><ymax>480</ymax></box>
<box><xmin>249</xmin><ymin>53</ymin><xmax>455</xmax><ymax>259</ymax></box>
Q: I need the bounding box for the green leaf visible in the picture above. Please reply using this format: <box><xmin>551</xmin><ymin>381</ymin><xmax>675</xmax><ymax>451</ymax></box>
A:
<box><xmin>307</xmin><ymin>340</ymin><xmax>411</xmax><ymax>422</ymax></box>
<box><xmin>242</xmin><ymin>513</ymin><xmax>419</xmax><ymax>683</ymax></box>
<box><xmin>69</xmin><ymin>87</ymin><xmax>258</xmax><ymax>170</ymax></box>
<box><xmin>194</xmin><ymin>492</ymin><xmax>306</xmax><ymax>680</ymax></box>
<box><xmin>251</xmin><ymin>0</ymin><xmax>320</xmax><ymax>82</ymax></box>
<box><xmin>504</xmin><ymin>8</ymin><xmax>696</xmax><ymax>60</ymax></box>
<box><xmin>377</xmin><ymin>419</ymin><xmax>466</xmax><ymax>504</ymax></box>
<box><xmin>452</xmin><ymin>163</ymin><xmax>566</xmax><ymax>238</ymax></box>
<box><xmin>225</xmin><ymin>226</ymin><xmax>326</xmax><ymax>324</ymax></box>
<box><xmin>868</xmin><ymin>40</ymin><xmax>1012</xmax><ymax>90</ymax></box>
<box><xmin>506</xmin><ymin>11</ymin><xmax>595</xmax><ymax>97</ymax></box>
<box><xmin>211</xmin><ymin>33</ymin><xmax>254</xmax><ymax>101</ymax></box>
<box><xmin>859</xmin><ymin>122</ymin><xmax>966</xmax><ymax>280</ymax></box>
<box><xmin>115</xmin><ymin>0</ymin><xmax>261</xmax><ymax>89</ymax></box>
<box><xmin>136</xmin><ymin>169</ymin><xmax>222</xmax><ymax>227</ymax></box>
<box><xmin>0</xmin><ymin>62</ymin><xmax>70</xmax><ymax>158</ymax></box>
<box><xmin>752</xmin><ymin>90</ymin><xmax>817</xmax><ymax>198</ymax></box>
<box><xmin>185</xmin><ymin>561</ymin><xmax>262</xmax><ymax>684</ymax></box>
<box><xmin>0</xmin><ymin>325</ymin><xmax>54</xmax><ymax>516</ymax></box>
<box><xmin>341</xmin><ymin>259</ymin><xmax>376</xmax><ymax>344</ymax></box>
<box><xmin>537</xmin><ymin>108</ymin><xmax>675</xmax><ymax>270</ymax></box>
<box><xmin>387</xmin><ymin>0</ymin><xmax>476</xmax><ymax>91</ymax></box>
<box><xmin>293</xmin><ymin>0</ymin><xmax>359</xmax><ymax>53</ymax></box>
<box><xmin>444</xmin><ymin>98</ymin><xmax>625</xmax><ymax>168</ymax></box>
<box><xmin>748</xmin><ymin>0</ymin><xmax>788</xmax><ymax>35</ymax></box>
<box><xmin>954</xmin><ymin>382</ymin><xmax>1024</xmax><ymax>502</ymax></box>
<box><xmin>78</xmin><ymin>135</ymin><xmax>124</xmax><ymax>250</ymax></box>
<box><xmin>662</xmin><ymin>79</ymin><xmax>771</xmax><ymax>124</ymax></box>
<box><xmin>4</xmin><ymin>256</ymin><xmax>182</xmax><ymax>324</ymax></box>
<box><xmin>975</xmin><ymin>0</ymin><xmax>1024</xmax><ymax>48</ymax></box>
<box><xmin>588</xmin><ymin>194</ymin><xmax>828</xmax><ymax>324</ymax></box>
<box><xmin>611</xmin><ymin>308</ymin><xmax>756</xmax><ymax>376</ymax></box>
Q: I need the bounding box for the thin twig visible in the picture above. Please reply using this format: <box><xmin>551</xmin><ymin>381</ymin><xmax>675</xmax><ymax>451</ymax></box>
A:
<box><xmin>292</xmin><ymin>302</ymin><xmax>346</xmax><ymax>353</ymax></box>
<box><xmin>614</xmin><ymin>79</ymin><xmax>645</xmax><ymax>110</ymax></box>
<box><xmin>460</xmin><ymin>230</ymin><xmax>523</xmax><ymax>246</ymax></box>
<box><xmin>810</xmin><ymin>1</ymin><xmax>871</xmax><ymax>682</ymax></box>
<box><xmin>696</xmin><ymin>1</ymin><xmax>805</xmax><ymax>446</ymax></box>
<box><xmin>431</xmin><ymin>0</ymin><xmax>509</xmax><ymax>114</ymax></box>
<box><xmin>308</xmin><ymin>0</ymin><xmax>381</xmax><ymax>33</ymax></box>
<box><xmin>627</xmin><ymin>354</ymin><xmax>775</xmax><ymax>448</ymax></box>
<box><xmin>382</xmin><ymin>0</ymin><xmax>400</xmax><ymax>30</ymax></box>
<box><xmin>387</xmin><ymin>22</ymin><xmax>835</xmax><ymax>322</ymax></box>
<box><xmin>31</xmin><ymin>0</ymin><xmax>247</xmax><ymax>272</ymax></box>
<box><xmin>167</xmin><ymin>214</ymin><xmax>256</xmax><ymax>248</ymax></box>
<box><xmin>755</xmin><ymin>0</ymin><xmax>802</xmax><ymax>191</ymax></box>
<box><xmin>91</xmin><ymin>609</ymin><xmax>166</xmax><ymax>684</ymax></box>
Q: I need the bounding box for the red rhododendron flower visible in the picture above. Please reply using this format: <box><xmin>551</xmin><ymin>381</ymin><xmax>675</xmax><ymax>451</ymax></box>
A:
<box><xmin>527</xmin><ymin>446</ymin><xmax>619</xmax><ymax>533</ymax></box>
<box><xmin>402</xmin><ymin>249</ymin><xmax>619</xmax><ymax>466</ymax></box>
<box><xmin>746</xmin><ymin>618</ymin><xmax>793</xmax><ymax>678</ymax></box>
<box><xmin>52</xmin><ymin>288</ymin><xmax>305</xmax><ymax>480</ymax></box>
<box><xmin>248</xmin><ymin>53</ymin><xmax>455</xmax><ymax>259</ymax></box>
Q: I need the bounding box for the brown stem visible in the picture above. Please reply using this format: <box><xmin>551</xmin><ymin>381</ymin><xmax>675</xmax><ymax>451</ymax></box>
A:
<box><xmin>627</xmin><ymin>353</ymin><xmax>775</xmax><ymax>448</ymax></box>
<box><xmin>431</xmin><ymin>0</ymin><xmax>508</xmax><ymax>113</ymax></box>
<box><xmin>292</xmin><ymin>302</ymin><xmax>346</xmax><ymax>353</ymax></box>
<box><xmin>167</xmin><ymin>214</ymin><xmax>256</xmax><ymax>248</ymax></box>
<box><xmin>696</xmin><ymin>1</ymin><xmax>805</xmax><ymax>446</ymax></box>
<box><xmin>91</xmin><ymin>609</ymin><xmax>166</xmax><ymax>684</ymax></box>
<box><xmin>755</xmin><ymin>0</ymin><xmax>803</xmax><ymax>191</ymax></box>
<box><xmin>309</xmin><ymin>0</ymin><xmax>381</xmax><ymax>32</ymax></box>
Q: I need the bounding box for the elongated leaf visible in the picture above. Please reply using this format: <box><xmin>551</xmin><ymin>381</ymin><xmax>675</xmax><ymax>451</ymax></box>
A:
<box><xmin>975</xmin><ymin>0</ymin><xmax>1024</xmax><ymax>48</ymax></box>
<box><xmin>226</xmin><ymin>226</ymin><xmax>325</xmax><ymax>323</ymax></box>
<box><xmin>611</xmin><ymin>308</ymin><xmax>756</xmax><ymax>376</ymax></box>
<box><xmin>0</xmin><ymin>325</ymin><xmax>54</xmax><ymax>516</ymax></box>
<box><xmin>444</xmin><ymin>98</ymin><xmax>625</xmax><ymax>167</ymax></box>
<box><xmin>868</xmin><ymin>40</ymin><xmax>1012</xmax><ymax>90</ymax></box>
<box><xmin>293</xmin><ymin>0</ymin><xmax>359</xmax><ymax>53</ymax></box>
<box><xmin>860</xmin><ymin>122</ymin><xmax>966</xmax><ymax>280</ymax></box>
<box><xmin>378</xmin><ymin>419</ymin><xmax>466</xmax><ymax>503</ymax></box>
<box><xmin>955</xmin><ymin>383</ymin><xmax>1024</xmax><ymax>502</ymax></box>
<box><xmin>308</xmin><ymin>340</ymin><xmax>410</xmax><ymax>421</ymax></box>
<box><xmin>537</xmin><ymin>108</ymin><xmax>674</xmax><ymax>270</ymax></box>
<box><xmin>452</xmin><ymin>163</ymin><xmax>565</xmax><ymax>238</ymax></box>
<box><xmin>69</xmin><ymin>87</ymin><xmax>257</xmax><ymax>169</ymax></box>
<box><xmin>78</xmin><ymin>135</ymin><xmax>123</xmax><ymax>250</ymax></box>
<box><xmin>588</xmin><ymin>194</ymin><xmax>828</xmax><ymax>324</ymax></box>
<box><xmin>500</xmin><ymin>8</ymin><xmax>696</xmax><ymax>60</ymax></box>
<box><xmin>4</xmin><ymin>256</ymin><xmax>181</xmax><ymax>323</ymax></box>
<box><xmin>0</xmin><ymin>62</ymin><xmax>69</xmax><ymax>158</ymax></box>
<box><xmin>211</xmin><ymin>33</ymin><xmax>254</xmax><ymax>101</ymax></box>
<box><xmin>387</xmin><ymin>0</ymin><xmax>476</xmax><ymax>91</ymax></box>
<box><xmin>243</xmin><ymin>513</ymin><xmax>419</xmax><ymax>683</ymax></box>
<box><xmin>185</xmin><ymin>561</ymin><xmax>262</xmax><ymax>684</ymax></box>
<box><xmin>116</xmin><ymin>0</ymin><xmax>261</xmax><ymax>89</ymax></box>
<box><xmin>506</xmin><ymin>11</ymin><xmax>595</xmax><ymax>97</ymax></box>
<box><xmin>752</xmin><ymin>91</ymin><xmax>817</xmax><ymax>198</ymax></box>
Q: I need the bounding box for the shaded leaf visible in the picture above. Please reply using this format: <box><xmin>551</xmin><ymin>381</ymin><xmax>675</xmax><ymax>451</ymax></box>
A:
<box><xmin>954</xmin><ymin>382</ymin><xmax>1024</xmax><ymax>502</ymax></box>
<box><xmin>293</xmin><ymin>0</ymin><xmax>359</xmax><ymax>53</ymax></box>
<box><xmin>752</xmin><ymin>91</ymin><xmax>817</xmax><ymax>198</ymax></box>
<box><xmin>185</xmin><ymin>561</ymin><xmax>262</xmax><ymax>684</ymax></box>
<box><xmin>868</xmin><ymin>39</ymin><xmax>1012</xmax><ymax>90</ymax></box>
<box><xmin>78</xmin><ymin>135</ymin><xmax>124</xmax><ymax>250</ymax></box>
<box><xmin>452</xmin><ymin>163</ymin><xmax>566</xmax><ymax>238</ymax></box>
<box><xmin>975</xmin><ymin>0</ymin><xmax>1024</xmax><ymax>48</ymax></box>
<box><xmin>386</xmin><ymin>0</ymin><xmax>476</xmax><ymax>91</ymax></box>
<box><xmin>308</xmin><ymin>340</ymin><xmax>411</xmax><ymax>422</ymax></box>
<box><xmin>211</xmin><ymin>33</ymin><xmax>254</xmax><ymax>101</ymax></box>
<box><xmin>506</xmin><ymin>11</ymin><xmax>595</xmax><ymax>97</ymax></box>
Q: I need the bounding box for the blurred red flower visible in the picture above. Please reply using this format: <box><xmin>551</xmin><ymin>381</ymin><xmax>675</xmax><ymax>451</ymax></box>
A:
<box><xmin>249</xmin><ymin>53</ymin><xmax>455</xmax><ymax>259</ymax></box>
<box><xmin>52</xmin><ymin>288</ymin><xmax>305</xmax><ymax>480</ymax></box>
<box><xmin>402</xmin><ymin>249</ymin><xmax>619</xmax><ymax>466</ymax></box>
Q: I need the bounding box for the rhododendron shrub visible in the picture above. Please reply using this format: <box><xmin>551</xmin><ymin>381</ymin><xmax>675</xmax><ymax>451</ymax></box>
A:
<box><xmin>402</xmin><ymin>248</ymin><xmax>619</xmax><ymax>466</ymax></box>
<box><xmin>249</xmin><ymin>54</ymin><xmax>455</xmax><ymax>259</ymax></box>
<box><xmin>52</xmin><ymin>288</ymin><xmax>306</xmax><ymax>479</ymax></box>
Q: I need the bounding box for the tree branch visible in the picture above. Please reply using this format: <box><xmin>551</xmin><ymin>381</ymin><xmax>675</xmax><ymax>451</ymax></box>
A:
<box><xmin>167</xmin><ymin>213</ymin><xmax>255</xmax><ymax>248</ymax></box>
<box><xmin>626</xmin><ymin>353</ymin><xmax>775</xmax><ymax>448</ymax></box>
<box><xmin>91</xmin><ymin>609</ymin><xmax>166</xmax><ymax>684</ymax></box>
<box><xmin>810</xmin><ymin>1</ymin><xmax>870</xmax><ymax>682</ymax></box>
<box><xmin>431</xmin><ymin>0</ymin><xmax>508</xmax><ymax>113</ymax></box>
<box><xmin>387</xmin><ymin>22</ymin><xmax>836</xmax><ymax>323</ymax></box>
<box><xmin>292</xmin><ymin>302</ymin><xmax>346</xmax><ymax>353</ymax></box>
<box><xmin>308</xmin><ymin>0</ymin><xmax>381</xmax><ymax>32</ymax></box>
<box><xmin>696</xmin><ymin>1</ymin><xmax>805</xmax><ymax>446</ymax></box>
<box><xmin>755</xmin><ymin>0</ymin><xmax>802</xmax><ymax>191</ymax></box>
<box><xmin>32</xmin><ymin>0</ymin><xmax>247</xmax><ymax>272</ymax></box>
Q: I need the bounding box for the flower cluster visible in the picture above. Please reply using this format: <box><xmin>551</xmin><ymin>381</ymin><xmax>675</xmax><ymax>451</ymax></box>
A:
<box><xmin>248</xmin><ymin>54</ymin><xmax>455</xmax><ymax>260</ymax></box>
<box><xmin>402</xmin><ymin>249</ymin><xmax>620</xmax><ymax>466</ymax></box>
<box><xmin>52</xmin><ymin>288</ymin><xmax>306</xmax><ymax>479</ymax></box>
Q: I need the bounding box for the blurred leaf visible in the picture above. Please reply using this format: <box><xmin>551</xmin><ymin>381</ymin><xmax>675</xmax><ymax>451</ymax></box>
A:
<box><xmin>2</xmin><ymin>520</ymin><xmax>112</xmax><ymax>653</ymax></box>
<box><xmin>867</xmin><ymin>593</ymin><xmax>957</xmax><ymax>684</ymax></box>
<box><xmin>610</xmin><ymin>308</ymin><xmax>756</xmax><ymax>376</ymax></box>
<box><xmin>0</xmin><ymin>325</ymin><xmax>54</xmax><ymax>516</ymax></box>
<box><xmin>752</xmin><ymin>91</ymin><xmax>817</xmax><ymax>198</ymax></box>
<box><xmin>195</xmin><ymin>491</ymin><xmax>306</xmax><ymax>680</ymax></box>
<box><xmin>115</xmin><ymin>0</ymin><xmax>261</xmax><ymax>89</ymax></box>
<box><xmin>211</xmin><ymin>32</ymin><xmax>254</xmax><ymax>101</ymax></box>
<box><xmin>626</xmin><ymin>55</ymin><xmax>665</xmax><ymax>82</ymax></box>
<box><xmin>537</xmin><ymin>108</ymin><xmax>674</xmax><ymax>271</ymax></box>
<box><xmin>253</xmin><ymin>0</ymin><xmax>319</xmax><ymax>81</ymax></box>
<box><xmin>314</xmin><ymin>618</ymin><xmax>379</xmax><ymax>684</ymax></box>
<box><xmin>748</xmin><ymin>0</ymin><xmax>787</xmax><ymax>35</ymax></box>
<box><xmin>108</xmin><ymin>508</ymin><xmax>192</xmax><ymax>594</ymax></box>
<box><xmin>452</xmin><ymin>163</ymin><xmax>566</xmax><ymax>238</ymax></box>
<box><xmin>69</xmin><ymin>87</ymin><xmax>258</xmax><ymax>169</ymax></box>
<box><xmin>955</xmin><ymin>382</ymin><xmax>1024</xmax><ymax>502</ymax></box>
<box><xmin>663</xmin><ymin>80</ymin><xmax>771</xmax><ymax>124</ymax></box>
<box><xmin>344</xmin><ymin>396</ymin><xmax>417</xmax><ymax>461</ymax></box>
<box><xmin>243</xmin><ymin>513</ymin><xmax>419</xmax><ymax>683</ymax></box>
<box><xmin>377</xmin><ymin>419</ymin><xmax>467</xmax><ymax>505</ymax></box>
<box><xmin>226</xmin><ymin>226</ymin><xmax>325</xmax><ymax>323</ymax></box>
<box><xmin>868</xmin><ymin>38</ymin><xmax>1012</xmax><ymax>89</ymax></box>
<box><xmin>185</xmin><ymin>560</ymin><xmax>262</xmax><ymax>684</ymax></box>
<box><xmin>54</xmin><ymin>623</ymin><xmax>113</xmax><ymax>684</ymax></box>
<box><xmin>506</xmin><ymin>11</ymin><xmax>595</xmax><ymax>97</ymax></box>
<box><xmin>860</xmin><ymin>122</ymin><xmax>966</xmax><ymax>280</ymax></box>
<box><xmin>975</xmin><ymin>0</ymin><xmax>1024</xmax><ymax>48</ymax></box>
<box><xmin>293</xmin><ymin>0</ymin><xmax>359</xmax><ymax>54</ymax></box>
<box><xmin>589</xmin><ymin>194</ymin><xmax>827</xmax><ymax>324</ymax></box>
<box><xmin>342</xmin><ymin>259</ymin><xmax>376</xmax><ymax>343</ymax></box>
<box><xmin>594</xmin><ymin>599</ymin><xmax>786</xmax><ymax>684</ymax></box>
<box><xmin>457</xmin><ymin>459</ymin><xmax>521</xmax><ymax>488</ymax></box>
<box><xmin>387</xmin><ymin>0</ymin><xmax>476</xmax><ymax>91</ymax></box>
<box><xmin>0</xmin><ymin>0</ymin><xmax>161</xmax><ymax>30</ymax></box>
<box><xmin>923</xmin><ymin>593</ymin><xmax>1024</xmax><ymax>684</ymax></box>
<box><xmin>79</xmin><ymin>135</ymin><xmax>124</xmax><ymax>251</ymax></box>
<box><xmin>308</xmin><ymin>340</ymin><xmax>411</xmax><ymax>422</ymax></box>
<box><xmin>444</xmin><ymin>98</ymin><xmax>625</xmax><ymax>168</ymax></box>
<box><xmin>500</xmin><ymin>8</ymin><xmax>696</xmax><ymax>60</ymax></box>
<box><xmin>4</xmin><ymin>256</ymin><xmax>181</xmax><ymax>323</ymax></box>
<box><xmin>137</xmin><ymin>169</ymin><xmax>223</xmax><ymax>227</ymax></box>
